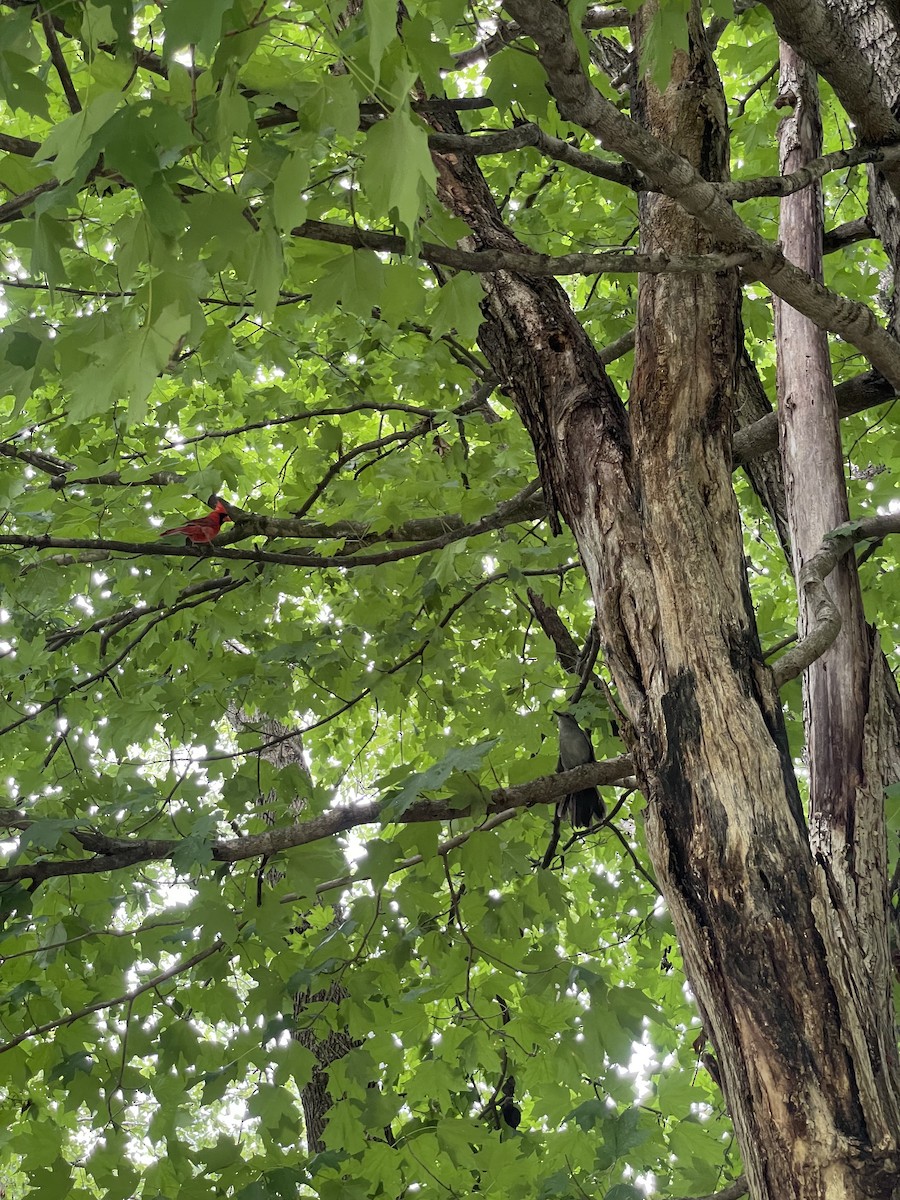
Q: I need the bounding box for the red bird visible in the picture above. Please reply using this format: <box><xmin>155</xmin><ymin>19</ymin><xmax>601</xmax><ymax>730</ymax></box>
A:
<box><xmin>159</xmin><ymin>500</ymin><xmax>232</xmax><ymax>545</ymax></box>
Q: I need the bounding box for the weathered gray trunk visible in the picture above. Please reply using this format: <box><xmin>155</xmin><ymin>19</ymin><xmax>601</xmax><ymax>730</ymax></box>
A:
<box><xmin>774</xmin><ymin>37</ymin><xmax>896</xmax><ymax>1078</ymax></box>
<box><xmin>821</xmin><ymin>0</ymin><xmax>900</xmax><ymax>334</ymax></box>
<box><xmin>429</xmin><ymin>2</ymin><xmax>900</xmax><ymax>1195</ymax></box>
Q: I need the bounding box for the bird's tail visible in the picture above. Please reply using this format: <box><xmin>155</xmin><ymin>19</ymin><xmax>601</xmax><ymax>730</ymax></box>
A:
<box><xmin>561</xmin><ymin>788</ymin><xmax>605</xmax><ymax>828</ymax></box>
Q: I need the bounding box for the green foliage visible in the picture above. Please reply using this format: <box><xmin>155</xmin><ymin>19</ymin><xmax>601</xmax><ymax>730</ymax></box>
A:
<box><xmin>0</xmin><ymin>2</ymin><xmax>891</xmax><ymax>1198</ymax></box>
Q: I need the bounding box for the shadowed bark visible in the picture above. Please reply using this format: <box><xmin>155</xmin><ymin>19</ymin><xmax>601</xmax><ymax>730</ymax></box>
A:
<box><xmin>425</xmin><ymin>2</ymin><xmax>900</xmax><ymax>1196</ymax></box>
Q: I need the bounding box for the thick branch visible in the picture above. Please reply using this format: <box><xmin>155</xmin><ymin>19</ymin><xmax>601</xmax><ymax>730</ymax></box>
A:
<box><xmin>722</xmin><ymin>143</ymin><xmax>900</xmax><ymax>201</ymax></box>
<box><xmin>0</xmin><ymin>757</ymin><xmax>633</xmax><ymax>885</ymax></box>
<box><xmin>0</xmin><ymin>439</ymin><xmax>69</xmax><ymax>477</ymax></box>
<box><xmin>291</xmin><ymin>221</ymin><xmax>756</xmax><ymax>277</ymax></box>
<box><xmin>0</xmin><ymin>485</ymin><xmax>543</xmax><ymax>571</ymax></box>
<box><xmin>822</xmin><ymin>217</ymin><xmax>873</xmax><ymax>254</ymax></box>
<box><xmin>0</xmin><ymin>132</ymin><xmax>40</xmax><ymax>156</ymax></box>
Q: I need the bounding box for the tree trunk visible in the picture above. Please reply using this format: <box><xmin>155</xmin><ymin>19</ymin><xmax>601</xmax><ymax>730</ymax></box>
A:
<box><xmin>774</xmin><ymin>35</ymin><xmax>896</xmax><ymax>1065</ymax></box>
<box><xmin>429</xmin><ymin>2</ymin><xmax>900</xmax><ymax>1195</ymax></box>
<box><xmin>821</xmin><ymin>0</ymin><xmax>900</xmax><ymax>334</ymax></box>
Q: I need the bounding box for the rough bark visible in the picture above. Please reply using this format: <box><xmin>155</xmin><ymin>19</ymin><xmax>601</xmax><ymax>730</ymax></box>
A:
<box><xmin>775</xmin><ymin>36</ymin><xmax>899</xmax><ymax>1123</ymax></box>
<box><xmin>819</xmin><ymin>0</ymin><xmax>900</xmax><ymax>337</ymax></box>
<box><xmin>735</xmin><ymin>349</ymin><xmax>790</xmax><ymax>555</ymax></box>
<box><xmin>426</xmin><ymin>2</ymin><xmax>900</xmax><ymax>1196</ymax></box>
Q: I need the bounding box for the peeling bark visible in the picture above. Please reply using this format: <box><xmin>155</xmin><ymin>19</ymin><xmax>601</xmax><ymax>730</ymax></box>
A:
<box><xmin>819</xmin><ymin>0</ymin><xmax>900</xmax><ymax>336</ymax></box>
<box><xmin>425</xmin><ymin>2</ymin><xmax>900</xmax><ymax>1196</ymax></box>
<box><xmin>774</xmin><ymin>39</ymin><xmax>900</xmax><ymax>1156</ymax></box>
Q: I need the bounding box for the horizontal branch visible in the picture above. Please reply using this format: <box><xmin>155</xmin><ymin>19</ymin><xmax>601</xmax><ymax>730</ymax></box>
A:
<box><xmin>0</xmin><ymin>177</ymin><xmax>62</xmax><ymax>223</ymax></box>
<box><xmin>0</xmin><ymin>484</ymin><xmax>545</xmax><ymax>571</ymax></box>
<box><xmin>772</xmin><ymin>513</ymin><xmax>900</xmax><ymax>687</ymax></box>
<box><xmin>733</xmin><ymin>371</ymin><xmax>896</xmax><ymax>465</ymax></box>
<box><xmin>426</xmin><ymin>124</ymin><xmax>896</xmax><ymax>204</ymax></box>
<box><xmin>292</xmin><ymin>220</ymin><xmax>757</xmax><ymax>277</ymax></box>
<box><xmin>721</xmin><ymin>144</ymin><xmax>900</xmax><ymax>202</ymax></box>
<box><xmin>0</xmin><ymin>132</ymin><xmax>40</xmax><ymax>156</ymax></box>
<box><xmin>222</xmin><ymin>480</ymin><xmax>544</xmax><ymax>550</ymax></box>
<box><xmin>822</xmin><ymin>218</ymin><xmax>872</xmax><ymax>255</ymax></box>
<box><xmin>0</xmin><ymin>438</ymin><xmax>68</xmax><ymax>478</ymax></box>
<box><xmin>0</xmin><ymin>757</ymin><xmax>634</xmax><ymax>886</ymax></box>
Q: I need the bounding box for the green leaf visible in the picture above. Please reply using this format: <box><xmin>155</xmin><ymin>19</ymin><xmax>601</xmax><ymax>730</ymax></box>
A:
<box><xmin>379</xmin><ymin>738</ymin><xmax>497</xmax><ymax>822</ymax></box>
<box><xmin>605</xmin><ymin>1187</ymin><xmax>643</xmax><ymax>1200</ymax></box>
<box><xmin>364</xmin><ymin>0</ymin><xmax>398</xmax><ymax>84</ymax></box>
<box><xmin>0</xmin><ymin>9</ymin><xmax>50</xmax><ymax>118</ymax></box>
<box><xmin>170</xmin><ymin>813</ymin><xmax>219</xmax><ymax>871</ymax></box>
<box><xmin>5</xmin><ymin>329</ymin><xmax>41</xmax><ymax>369</ymax></box>
<box><xmin>486</xmin><ymin>49</ymin><xmax>553</xmax><ymax>120</ymax></box>
<box><xmin>640</xmin><ymin>0</ymin><xmax>691</xmax><ymax>89</ymax></box>
<box><xmin>359</xmin><ymin>107</ymin><xmax>437</xmax><ymax>238</ymax></box>
<box><xmin>273</xmin><ymin>149</ymin><xmax>311</xmax><ymax>234</ymax></box>
<box><xmin>248</xmin><ymin>220</ymin><xmax>284</xmax><ymax>316</ymax></box>
<box><xmin>310</xmin><ymin>250</ymin><xmax>386</xmax><ymax>319</ymax></box>
<box><xmin>430</xmin><ymin>273</ymin><xmax>485</xmax><ymax>343</ymax></box>
<box><xmin>163</xmin><ymin>0</ymin><xmax>236</xmax><ymax>59</ymax></box>
<box><xmin>37</xmin><ymin>91</ymin><xmax>121</xmax><ymax>183</ymax></box>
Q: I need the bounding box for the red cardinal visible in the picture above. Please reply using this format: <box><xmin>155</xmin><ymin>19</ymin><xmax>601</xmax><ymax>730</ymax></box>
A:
<box><xmin>159</xmin><ymin>500</ymin><xmax>232</xmax><ymax>545</ymax></box>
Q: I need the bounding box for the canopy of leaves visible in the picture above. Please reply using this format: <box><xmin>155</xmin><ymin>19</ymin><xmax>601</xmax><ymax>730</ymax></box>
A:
<box><xmin>0</xmin><ymin>2</ymin><xmax>895</xmax><ymax>1198</ymax></box>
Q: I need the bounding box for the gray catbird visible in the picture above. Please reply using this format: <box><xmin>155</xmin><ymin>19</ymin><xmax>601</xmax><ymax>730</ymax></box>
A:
<box><xmin>555</xmin><ymin>711</ymin><xmax>606</xmax><ymax>827</ymax></box>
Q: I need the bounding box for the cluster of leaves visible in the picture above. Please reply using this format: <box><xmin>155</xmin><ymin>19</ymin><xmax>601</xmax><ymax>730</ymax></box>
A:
<box><xmin>0</xmin><ymin>1</ymin><xmax>896</xmax><ymax>1198</ymax></box>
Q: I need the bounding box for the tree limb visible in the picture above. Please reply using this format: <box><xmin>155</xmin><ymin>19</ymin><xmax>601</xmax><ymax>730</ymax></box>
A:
<box><xmin>503</xmin><ymin>0</ymin><xmax>900</xmax><ymax>389</ymax></box>
<box><xmin>291</xmin><ymin>221</ymin><xmax>757</xmax><ymax>278</ymax></box>
<box><xmin>0</xmin><ymin>488</ymin><xmax>544</xmax><ymax>571</ymax></box>
<box><xmin>721</xmin><ymin>143</ymin><xmax>900</xmax><ymax>201</ymax></box>
<box><xmin>0</xmin><ymin>939</ymin><xmax>226</xmax><ymax>1055</ymax></box>
<box><xmin>772</xmin><ymin>514</ymin><xmax>900</xmax><ymax>686</ymax></box>
<box><xmin>0</xmin><ymin>757</ymin><xmax>634</xmax><ymax>886</ymax></box>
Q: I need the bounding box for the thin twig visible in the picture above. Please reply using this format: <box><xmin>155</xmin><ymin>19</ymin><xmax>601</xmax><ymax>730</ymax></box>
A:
<box><xmin>0</xmin><ymin>940</ymin><xmax>226</xmax><ymax>1055</ymax></box>
<box><xmin>38</xmin><ymin>2</ymin><xmax>81</xmax><ymax>113</ymax></box>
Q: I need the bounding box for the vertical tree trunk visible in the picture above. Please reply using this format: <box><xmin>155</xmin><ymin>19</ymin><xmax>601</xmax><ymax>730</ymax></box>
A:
<box><xmin>431</xmin><ymin>2</ymin><xmax>900</xmax><ymax>1195</ymax></box>
<box><xmin>774</xmin><ymin>44</ymin><xmax>867</xmax><ymax>881</ymax></box>
<box><xmin>821</xmin><ymin>0</ymin><xmax>900</xmax><ymax>334</ymax></box>
<box><xmin>773</xmin><ymin>33</ymin><xmax>900</xmax><ymax>1138</ymax></box>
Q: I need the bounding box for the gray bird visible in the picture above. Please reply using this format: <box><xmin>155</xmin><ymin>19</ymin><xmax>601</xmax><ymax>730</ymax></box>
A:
<box><xmin>554</xmin><ymin>710</ymin><xmax>607</xmax><ymax>828</ymax></box>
